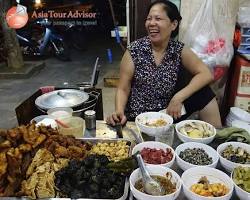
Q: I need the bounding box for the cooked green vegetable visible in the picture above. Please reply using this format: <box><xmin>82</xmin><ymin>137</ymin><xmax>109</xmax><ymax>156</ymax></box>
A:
<box><xmin>107</xmin><ymin>156</ymin><xmax>138</xmax><ymax>174</ymax></box>
<box><xmin>216</xmin><ymin>127</ymin><xmax>250</xmax><ymax>144</ymax></box>
<box><xmin>233</xmin><ymin>166</ymin><xmax>250</xmax><ymax>193</ymax></box>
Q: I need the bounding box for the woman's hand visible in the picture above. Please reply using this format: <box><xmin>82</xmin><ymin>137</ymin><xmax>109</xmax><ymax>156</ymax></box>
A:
<box><xmin>106</xmin><ymin>111</ymin><xmax>127</xmax><ymax>126</ymax></box>
<box><xmin>166</xmin><ymin>95</ymin><xmax>183</xmax><ymax>120</ymax></box>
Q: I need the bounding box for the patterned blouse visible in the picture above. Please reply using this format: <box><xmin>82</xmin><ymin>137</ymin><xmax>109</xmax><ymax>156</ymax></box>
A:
<box><xmin>125</xmin><ymin>36</ymin><xmax>184</xmax><ymax>120</ymax></box>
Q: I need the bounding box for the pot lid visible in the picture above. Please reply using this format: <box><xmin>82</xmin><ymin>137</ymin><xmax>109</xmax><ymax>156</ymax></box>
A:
<box><xmin>35</xmin><ymin>89</ymin><xmax>89</xmax><ymax>110</ymax></box>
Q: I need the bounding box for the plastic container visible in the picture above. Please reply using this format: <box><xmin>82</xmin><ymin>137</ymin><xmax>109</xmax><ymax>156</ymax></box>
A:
<box><xmin>57</xmin><ymin>116</ymin><xmax>84</xmax><ymax>138</ymax></box>
<box><xmin>47</xmin><ymin>107</ymin><xmax>73</xmax><ymax>119</ymax></box>
<box><xmin>84</xmin><ymin>110</ymin><xmax>96</xmax><ymax>129</ymax></box>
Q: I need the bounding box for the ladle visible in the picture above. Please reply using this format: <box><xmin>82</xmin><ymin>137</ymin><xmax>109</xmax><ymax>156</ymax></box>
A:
<box><xmin>135</xmin><ymin>154</ymin><xmax>165</xmax><ymax>196</ymax></box>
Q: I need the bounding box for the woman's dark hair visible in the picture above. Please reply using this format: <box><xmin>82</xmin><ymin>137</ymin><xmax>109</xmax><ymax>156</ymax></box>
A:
<box><xmin>147</xmin><ymin>0</ymin><xmax>182</xmax><ymax>38</ymax></box>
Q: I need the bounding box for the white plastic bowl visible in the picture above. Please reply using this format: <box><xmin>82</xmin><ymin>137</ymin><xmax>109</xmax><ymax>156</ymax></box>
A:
<box><xmin>30</xmin><ymin>115</ymin><xmax>57</xmax><ymax>129</ymax></box>
<box><xmin>135</xmin><ymin>112</ymin><xmax>173</xmax><ymax>137</ymax></box>
<box><xmin>132</xmin><ymin>141</ymin><xmax>175</xmax><ymax>168</ymax></box>
<box><xmin>175</xmin><ymin>120</ymin><xmax>216</xmax><ymax>144</ymax></box>
<box><xmin>181</xmin><ymin>166</ymin><xmax>234</xmax><ymax>200</ymax></box>
<box><xmin>175</xmin><ymin>142</ymin><xmax>219</xmax><ymax>171</ymax></box>
<box><xmin>217</xmin><ymin>142</ymin><xmax>250</xmax><ymax>173</ymax></box>
<box><xmin>230</xmin><ymin>107</ymin><xmax>250</xmax><ymax>123</ymax></box>
<box><xmin>130</xmin><ymin>165</ymin><xmax>182</xmax><ymax>200</ymax></box>
<box><xmin>231</xmin><ymin>167</ymin><xmax>250</xmax><ymax>200</ymax></box>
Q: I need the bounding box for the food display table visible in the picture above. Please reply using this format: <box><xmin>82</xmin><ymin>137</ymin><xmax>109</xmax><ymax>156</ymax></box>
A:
<box><xmin>86</xmin><ymin>121</ymin><xmax>240</xmax><ymax>200</ymax></box>
<box><xmin>0</xmin><ymin>120</ymin><xmax>241</xmax><ymax>200</ymax></box>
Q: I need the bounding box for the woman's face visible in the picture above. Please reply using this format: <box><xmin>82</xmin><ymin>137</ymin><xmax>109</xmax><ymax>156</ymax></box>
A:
<box><xmin>145</xmin><ymin>4</ymin><xmax>177</xmax><ymax>45</ymax></box>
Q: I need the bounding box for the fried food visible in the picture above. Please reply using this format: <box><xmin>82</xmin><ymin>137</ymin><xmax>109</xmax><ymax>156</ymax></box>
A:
<box><xmin>0</xmin><ymin>140</ymin><xmax>11</xmax><ymax>149</ymax></box>
<box><xmin>26</xmin><ymin>149</ymin><xmax>54</xmax><ymax>177</ymax></box>
<box><xmin>0</xmin><ymin>122</ymin><xmax>89</xmax><ymax>197</ymax></box>
<box><xmin>0</xmin><ymin>129</ymin><xmax>7</xmax><ymax>137</ymax></box>
<box><xmin>18</xmin><ymin>144</ymin><xmax>32</xmax><ymax>153</ymax></box>
<box><xmin>21</xmin><ymin>149</ymin><xmax>69</xmax><ymax>199</ymax></box>
<box><xmin>44</xmin><ymin>134</ymin><xmax>88</xmax><ymax>160</ymax></box>
<box><xmin>68</xmin><ymin>145</ymin><xmax>86</xmax><ymax>159</ymax></box>
<box><xmin>52</xmin><ymin>158</ymin><xmax>69</xmax><ymax>172</ymax></box>
<box><xmin>0</xmin><ymin>153</ymin><xmax>7</xmax><ymax>181</ymax></box>
<box><xmin>54</xmin><ymin>145</ymin><xmax>69</xmax><ymax>158</ymax></box>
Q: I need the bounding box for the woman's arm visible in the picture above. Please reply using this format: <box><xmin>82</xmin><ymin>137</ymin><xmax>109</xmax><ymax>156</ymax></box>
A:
<box><xmin>167</xmin><ymin>47</ymin><xmax>213</xmax><ymax>119</ymax></box>
<box><xmin>106</xmin><ymin>50</ymin><xmax>135</xmax><ymax>125</ymax></box>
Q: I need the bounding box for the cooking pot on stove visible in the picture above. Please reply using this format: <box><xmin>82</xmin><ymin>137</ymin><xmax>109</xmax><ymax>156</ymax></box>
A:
<box><xmin>35</xmin><ymin>89</ymin><xmax>99</xmax><ymax>117</ymax></box>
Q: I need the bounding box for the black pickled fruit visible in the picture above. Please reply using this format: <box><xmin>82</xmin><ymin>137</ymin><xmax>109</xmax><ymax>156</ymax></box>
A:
<box><xmin>55</xmin><ymin>154</ymin><xmax>125</xmax><ymax>198</ymax></box>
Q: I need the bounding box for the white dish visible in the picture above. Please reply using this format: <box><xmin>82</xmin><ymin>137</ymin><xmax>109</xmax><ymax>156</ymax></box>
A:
<box><xmin>36</xmin><ymin>118</ymin><xmax>57</xmax><ymax>129</ymax></box>
<box><xmin>132</xmin><ymin>141</ymin><xmax>175</xmax><ymax>168</ymax></box>
<box><xmin>31</xmin><ymin>115</ymin><xmax>57</xmax><ymax>128</ymax></box>
<box><xmin>175</xmin><ymin>142</ymin><xmax>219</xmax><ymax>171</ymax></box>
<box><xmin>181</xmin><ymin>166</ymin><xmax>234</xmax><ymax>200</ymax></box>
<box><xmin>217</xmin><ymin>142</ymin><xmax>250</xmax><ymax>173</ymax></box>
<box><xmin>175</xmin><ymin>120</ymin><xmax>216</xmax><ymax>144</ymax></box>
<box><xmin>135</xmin><ymin>112</ymin><xmax>173</xmax><ymax>137</ymax></box>
<box><xmin>130</xmin><ymin>165</ymin><xmax>182</xmax><ymax>200</ymax></box>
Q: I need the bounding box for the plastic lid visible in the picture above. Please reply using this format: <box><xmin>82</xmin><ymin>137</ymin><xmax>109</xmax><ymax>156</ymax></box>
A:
<box><xmin>84</xmin><ymin>110</ymin><xmax>96</xmax><ymax>116</ymax></box>
<box><xmin>47</xmin><ymin>107</ymin><xmax>73</xmax><ymax>118</ymax></box>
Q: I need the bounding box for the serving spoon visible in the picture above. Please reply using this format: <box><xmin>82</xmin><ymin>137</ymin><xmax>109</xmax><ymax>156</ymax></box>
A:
<box><xmin>135</xmin><ymin>153</ymin><xmax>165</xmax><ymax>196</ymax></box>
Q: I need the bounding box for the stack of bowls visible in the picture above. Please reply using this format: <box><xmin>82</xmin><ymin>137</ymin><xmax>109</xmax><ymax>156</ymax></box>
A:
<box><xmin>231</xmin><ymin>120</ymin><xmax>250</xmax><ymax>133</ymax></box>
<box><xmin>226</xmin><ymin>107</ymin><xmax>250</xmax><ymax>127</ymax></box>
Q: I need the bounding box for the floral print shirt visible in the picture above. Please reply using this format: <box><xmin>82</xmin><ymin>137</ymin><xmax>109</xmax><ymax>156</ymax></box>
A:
<box><xmin>125</xmin><ymin>36</ymin><xmax>184</xmax><ymax>120</ymax></box>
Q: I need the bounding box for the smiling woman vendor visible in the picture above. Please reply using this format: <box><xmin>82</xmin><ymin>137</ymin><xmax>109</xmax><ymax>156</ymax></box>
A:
<box><xmin>106</xmin><ymin>0</ymin><xmax>222</xmax><ymax>128</ymax></box>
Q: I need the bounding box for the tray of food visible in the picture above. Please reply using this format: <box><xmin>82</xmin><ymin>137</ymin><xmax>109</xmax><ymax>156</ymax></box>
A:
<box><xmin>0</xmin><ymin>123</ymin><xmax>135</xmax><ymax>200</ymax></box>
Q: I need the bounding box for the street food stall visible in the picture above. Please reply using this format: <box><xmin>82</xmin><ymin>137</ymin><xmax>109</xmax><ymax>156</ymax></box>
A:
<box><xmin>0</xmin><ymin>87</ymin><xmax>249</xmax><ymax>199</ymax></box>
<box><xmin>0</xmin><ymin>1</ymin><xmax>250</xmax><ymax>200</ymax></box>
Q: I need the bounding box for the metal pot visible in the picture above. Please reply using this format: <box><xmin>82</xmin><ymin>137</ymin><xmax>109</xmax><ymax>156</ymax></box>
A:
<box><xmin>35</xmin><ymin>89</ymin><xmax>99</xmax><ymax>117</ymax></box>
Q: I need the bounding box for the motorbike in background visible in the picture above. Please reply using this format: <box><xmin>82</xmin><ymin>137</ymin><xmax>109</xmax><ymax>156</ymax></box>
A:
<box><xmin>59</xmin><ymin>21</ymin><xmax>88</xmax><ymax>51</ymax></box>
<box><xmin>16</xmin><ymin>18</ymin><xmax>71</xmax><ymax>61</ymax></box>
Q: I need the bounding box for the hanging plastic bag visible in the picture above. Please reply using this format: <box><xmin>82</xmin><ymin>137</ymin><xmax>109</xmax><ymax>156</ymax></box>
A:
<box><xmin>183</xmin><ymin>0</ymin><xmax>233</xmax><ymax>77</ymax></box>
